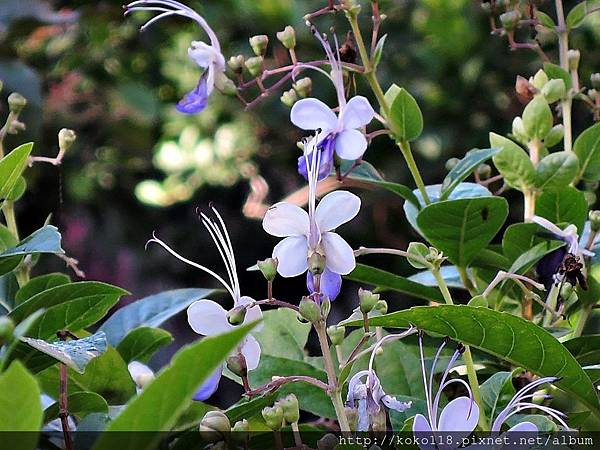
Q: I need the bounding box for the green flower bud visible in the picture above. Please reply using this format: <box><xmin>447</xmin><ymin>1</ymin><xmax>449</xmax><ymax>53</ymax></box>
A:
<box><xmin>228</xmin><ymin>55</ymin><xmax>245</xmax><ymax>73</ymax></box>
<box><xmin>499</xmin><ymin>10</ymin><xmax>521</xmax><ymax>31</ymax></box>
<box><xmin>541</xmin><ymin>79</ymin><xmax>566</xmax><ymax>104</ymax></box>
<box><xmin>199</xmin><ymin>410</ymin><xmax>231</xmax><ymax>443</ymax></box>
<box><xmin>262</xmin><ymin>405</ymin><xmax>284</xmax><ymax>430</ymax></box>
<box><xmin>0</xmin><ymin>316</ymin><xmax>15</xmax><ymax>345</ymax></box>
<box><xmin>512</xmin><ymin>117</ymin><xmax>528</xmax><ymax>143</ymax></box>
<box><xmin>244</xmin><ymin>56</ymin><xmax>264</xmax><ymax>77</ymax></box>
<box><xmin>214</xmin><ymin>73</ymin><xmax>237</xmax><ymax>96</ymax></box>
<box><xmin>531</xmin><ymin>69</ymin><xmax>549</xmax><ymax>90</ymax></box>
<box><xmin>445</xmin><ymin>157</ymin><xmax>460</xmax><ymax>171</ymax></box>
<box><xmin>568</xmin><ymin>49</ymin><xmax>580</xmax><ymax>71</ymax></box>
<box><xmin>299</xmin><ymin>296</ymin><xmax>321</xmax><ymax>323</ymax></box>
<box><xmin>476</xmin><ymin>163</ymin><xmax>492</xmax><ymax>180</ymax></box>
<box><xmin>308</xmin><ymin>252</ymin><xmax>326</xmax><ymax>275</ymax></box>
<box><xmin>279</xmin><ymin>394</ymin><xmax>300</xmax><ymax>423</ymax></box>
<box><xmin>374</xmin><ymin>300</ymin><xmax>388</xmax><ymax>315</ymax></box>
<box><xmin>591</xmin><ymin>73</ymin><xmax>600</xmax><ymax>90</ymax></box>
<box><xmin>8</xmin><ymin>92</ymin><xmax>27</xmax><ymax>114</ymax></box>
<box><xmin>227</xmin><ymin>305</ymin><xmax>247</xmax><ymax>325</ymax></box>
<box><xmin>257</xmin><ymin>257</ymin><xmax>278</xmax><ymax>281</ymax></box>
<box><xmin>280</xmin><ymin>89</ymin><xmax>298</xmax><ymax>107</ymax></box>
<box><xmin>226</xmin><ymin>353</ymin><xmax>247</xmax><ymax>378</ymax></box>
<box><xmin>590</xmin><ymin>210</ymin><xmax>600</xmax><ymax>232</ymax></box>
<box><xmin>544</xmin><ymin>124</ymin><xmax>564</xmax><ymax>148</ymax></box>
<box><xmin>317</xmin><ymin>433</ymin><xmax>339</xmax><ymax>450</ymax></box>
<box><xmin>327</xmin><ymin>325</ymin><xmax>345</xmax><ymax>346</ymax></box>
<box><xmin>358</xmin><ymin>288</ymin><xmax>379</xmax><ymax>313</ymax></box>
<box><xmin>321</xmin><ymin>295</ymin><xmax>331</xmax><ymax>319</ymax></box>
<box><xmin>276</xmin><ymin>26</ymin><xmax>296</xmax><ymax>49</ymax></box>
<box><xmin>407</xmin><ymin>242</ymin><xmax>430</xmax><ymax>269</ymax></box>
<box><xmin>58</xmin><ymin>128</ymin><xmax>77</xmax><ymax>153</ymax></box>
<box><xmin>249</xmin><ymin>35</ymin><xmax>269</xmax><ymax>56</ymax></box>
<box><xmin>231</xmin><ymin>419</ymin><xmax>249</xmax><ymax>445</ymax></box>
<box><xmin>292</xmin><ymin>77</ymin><xmax>312</xmax><ymax>98</ymax></box>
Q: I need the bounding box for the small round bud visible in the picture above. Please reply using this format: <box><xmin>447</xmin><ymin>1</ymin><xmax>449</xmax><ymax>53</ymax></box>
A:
<box><xmin>276</xmin><ymin>26</ymin><xmax>296</xmax><ymax>49</ymax></box>
<box><xmin>249</xmin><ymin>35</ymin><xmax>269</xmax><ymax>56</ymax></box>
<box><xmin>374</xmin><ymin>300</ymin><xmax>388</xmax><ymax>315</ymax></box>
<box><xmin>541</xmin><ymin>79</ymin><xmax>566</xmax><ymax>104</ymax></box>
<box><xmin>244</xmin><ymin>56</ymin><xmax>264</xmax><ymax>77</ymax></box>
<box><xmin>321</xmin><ymin>295</ymin><xmax>331</xmax><ymax>319</ymax></box>
<box><xmin>512</xmin><ymin>116</ymin><xmax>528</xmax><ymax>143</ymax></box>
<box><xmin>531</xmin><ymin>69</ymin><xmax>549</xmax><ymax>90</ymax></box>
<box><xmin>499</xmin><ymin>10</ymin><xmax>521</xmax><ymax>31</ymax></box>
<box><xmin>544</xmin><ymin>124</ymin><xmax>564</xmax><ymax>148</ymax></box>
<box><xmin>215</xmin><ymin>73</ymin><xmax>237</xmax><ymax>96</ymax></box>
<box><xmin>292</xmin><ymin>77</ymin><xmax>312</xmax><ymax>98</ymax></box>
<box><xmin>591</xmin><ymin>73</ymin><xmax>600</xmax><ymax>90</ymax></box>
<box><xmin>228</xmin><ymin>55</ymin><xmax>245</xmax><ymax>73</ymax></box>
<box><xmin>0</xmin><ymin>316</ymin><xmax>15</xmax><ymax>345</ymax></box>
<box><xmin>226</xmin><ymin>353</ymin><xmax>247</xmax><ymax>378</ymax></box>
<box><xmin>327</xmin><ymin>325</ymin><xmax>345</xmax><ymax>346</ymax></box>
<box><xmin>476</xmin><ymin>163</ymin><xmax>492</xmax><ymax>180</ymax></box>
<box><xmin>280</xmin><ymin>89</ymin><xmax>298</xmax><ymax>107</ymax></box>
<box><xmin>58</xmin><ymin>128</ymin><xmax>77</xmax><ymax>152</ymax></box>
<box><xmin>262</xmin><ymin>405</ymin><xmax>284</xmax><ymax>430</ymax></box>
<box><xmin>308</xmin><ymin>252</ymin><xmax>326</xmax><ymax>275</ymax></box>
<box><xmin>257</xmin><ymin>258</ymin><xmax>278</xmax><ymax>281</ymax></box>
<box><xmin>568</xmin><ymin>49</ymin><xmax>580</xmax><ymax>71</ymax></box>
<box><xmin>358</xmin><ymin>288</ymin><xmax>380</xmax><ymax>313</ymax></box>
<box><xmin>299</xmin><ymin>296</ymin><xmax>321</xmax><ymax>323</ymax></box>
<box><xmin>8</xmin><ymin>92</ymin><xmax>27</xmax><ymax>114</ymax></box>
<box><xmin>231</xmin><ymin>419</ymin><xmax>249</xmax><ymax>445</ymax></box>
<box><xmin>445</xmin><ymin>157</ymin><xmax>460</xmax><ymax>171</ymax></box>
<box><xmin>317</xmin><ymin>433</ymin><xmax>339</xmax><ymax>450</ymax></box>
<box><xmin>199</xmin><ymin>411</ymin><xmax>231</xmax><ymax>443</ymax></box>
<box><xmin>589</xmin><ymin>210</ymin><xmax>600</xmax><ymax>232</ymax></box>
<box><xmin>279</xmin><ymin>394</ymin><xmax>300</xmax><ymax>423</ymax></box>
<box><xmin>227</xmin><ymin>305</ymin><xmax>247</xmax><ymax>325</ymax></box>
<box><xmin>407</xmin><ymin>242</ymin><xmax>430</xmax><ymax>269</ymax></box>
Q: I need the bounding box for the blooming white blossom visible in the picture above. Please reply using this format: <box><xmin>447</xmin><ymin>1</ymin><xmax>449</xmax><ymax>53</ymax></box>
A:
<box><xmin>532</xmin><ymin>215</ymin><xmax>594</xmax><ymax>258</ymax></box>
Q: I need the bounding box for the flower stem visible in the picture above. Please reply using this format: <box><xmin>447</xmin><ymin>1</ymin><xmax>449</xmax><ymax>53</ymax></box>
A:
<box><xmin>555</xmin><ymin>0</ymin><xmax>573</xmax><ymax>152</ymax></box>
<box><xmin>543</xmin><ymin>283</ymin><xmax>560</xmax><ymax>327</ymax></box>
<box><xmin>572</xmin><ymin>303</ymin><xmax>593</xmax><ymax>338</ymax></box>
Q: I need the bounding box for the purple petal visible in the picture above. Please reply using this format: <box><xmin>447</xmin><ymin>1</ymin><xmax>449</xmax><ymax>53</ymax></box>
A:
<box><xmin>193</xmin><ymin>365</ymin><xmax>222</xmax><ymax>401</ymax></box>
<box><xmin>297</xmin><ymin>134</ymin><xmax>336</xmax><ymax>180</ymax></box>
<box><xmin>307</xmin><ymin>267</ymin><xmax>342</xmax><ymax>301</ymax></box>
<box><xmin>176</xmin><ymin>72</ymin><xmax>209</xmax><ymax>114</ymax></box>
<box><xmin>536</xmin><ymin>246</ymin><xmax>566</xmax><ymax>290</ymax></box>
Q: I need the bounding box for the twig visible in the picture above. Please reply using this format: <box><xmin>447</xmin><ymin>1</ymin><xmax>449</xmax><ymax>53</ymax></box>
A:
<box><xmin>57</xmin><ymin>331</ymin><xmax>74</xmax><ymax>450</ymax></box>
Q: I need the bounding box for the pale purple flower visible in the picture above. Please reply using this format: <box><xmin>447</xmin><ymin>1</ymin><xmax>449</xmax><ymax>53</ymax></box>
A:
<box><xmin>193</xmin><ymin>366</ymin><xmax>223</xmax><ymax>401</ymax></box>
<box><xmin>291</xmin><ymin>29</ymin><xmax>375</xmax><ymax>179</ymax></box>
<box><xmin>125</xmin><ymin>0</ymin><xmax>226</xmax><ymax>114</ymax></box>
<box><xmin>307</xmin><ymin>267</ymin><xmax>342</xmax><ymax>301</ymax></box>
<box><xmin>413</xmin><ymin>335</ymin><xmax>480</xmax><ymax>447</ymax></box>
<box><xmin>346</xmin><ymin>329</ymin><xmax>416</xmax><ymax>431</ymax></box>
<box><xmin>262</xmin><ymin>144</ymin><xmax>360</xmax><ymax>284</ymax></box>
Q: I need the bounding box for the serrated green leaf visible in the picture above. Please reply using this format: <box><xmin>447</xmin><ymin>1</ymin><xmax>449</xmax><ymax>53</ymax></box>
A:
<box><xmin>535</xmin><ymin>187</ymin><xmax>587</xmax><ymax>233</ymax></box>
<box><xmin>43</xmin><ymin>391</ymin><xmax>108</xmax><ymax>423</ymax></box>
<box><xmin>535</xmin><ymin>151</ymin><xmax>579</xmax><ymax>191</ymax></box>
<box><xmin>0</xmin><ymin>142</ymin><xmax>33</xmax><ymax>202</ymax></box>
<box><xmin>385</xmin><ymin>85</ymin><xmax>423</xmax><ymax>141</ymax></box>
<box><xmin>116</xmin><ymin>327</ymin><xmax>173</xmax><ymax>364</ymax></box>
<box><xmin>440</xmin><ymin>147</ymin><xmax>500</xmax><ymax>200</ymax></box>
<box><xmin>574</xmin><ymin>122</ymin><xmax>600</xmax><ymax>182</ymax></box>
<box><xmin>0</xmin><ymin>225</ymin><xmax>64</xmax><ymax>259</ymax></box>
<box><xmin>489</xmin><ymin>133</ymin><xmax>536</xmax><ymax>191</ymax></box>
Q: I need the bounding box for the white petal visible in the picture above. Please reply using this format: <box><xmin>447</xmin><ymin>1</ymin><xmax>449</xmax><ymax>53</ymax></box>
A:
<box><xmin>506</xmin><ymin>421</ymin><xmax>538</xmax><ymax>433</ymax></box>
<box><xmin>335</xmin><ymin>129</ymin><xmax>368</xmax><ymax>160</ymax></box>
<box><xmin>239</xmin><ymin>296</ymin><xmax>264</xmax><ymax>332</ymax></box>
<box><xmin>273</xmin><ymin>236</ymin><xmax>309</xmax><ymax>277</ymax></box>
<box><xmin>341</xmin><ymin>96</ymin><xmax>375</xmax><ymax>129</ymax></box>
<box><xmin>315</xmin><ymin>191</ymin><xmax>361</xmax><ymax>231</ymax></box>
<box><xmin>188</xmin><ymin>41</ymin><xmax>219</xmax><ymax>68</ymax></box>
<box><xmin>290</xmin><ymin>98</ymin><xmax>337</xmax><ymax>131</ymax></box>
<box><xmin>240</xmin><ymin>334</ymin><xmax>261</xmax><ymax>370</ymax></box>
<box><xmin>322</xmin><ymin>232</ymin><xmax>356</xmax><ymax>275</ymax></box>
<box><xmin>127</xmin><ymin>361</ymin><xmax>153</xmax><ymax>384</ymax></box>
<box><xmin>262</xmin><ymin>202</ymin><xmax>310</xmax><ymax>237</ymax></box>
<box><xmin>437</xmin><ymin>396</ymin><xmax>480</xmax><ymax>433</ymax></box>
<box><xmin>532</xmin><ymin>216</ymin><xmax>564</xmax><ymax>237</ymax></box>
<box><xmin>187</xmin><ymin>300</ymin><xmax>232</xmax><ymax>336</ymax></box>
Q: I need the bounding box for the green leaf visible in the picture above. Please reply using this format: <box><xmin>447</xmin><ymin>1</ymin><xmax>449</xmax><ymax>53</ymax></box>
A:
<box><xmin>567</xmin><ymin>1</ymin><xmax>587</xmax><ymax>28</ymax></box>
<box><xmin>252</xmin><ymin>308</ymin><xmax>310</xmax><ymax>360</ymax></box>
<box><xmin>536</xmin><ymin>11</ymin><xmax>556</xmax><ymax>29</ymax></box>
<box><xmin>99</xmin><ymin>288</ymin><xmax>216</xmax><ymax>347</ymax></box>
<box><xmin>564</xmin><ymin>335</ymin><xmax>600</xmax><ymax>365</ymax></box>
<box><xmin>385</xmin><ymin>85</ymin><xmax>423</xmax><ymax>141</ymax></box>
<box><xmin>225</xmin><ymin>392</ymin><xmax>278</xmax><ymax>423</ymax></box>
<box><xmin>480</xmin><ymin>371</ymin><xmax>515</xmax><ymax>421</ymax></box>
<box><xmin>408</xmin><ymin>266</ymin><xmax>463</xmax><ymax>289</ymax></box>
<box><xmin>14</xmin><ymin>273</ymin><xmax>70</xmax><ymax>306</ymax></box>
<box><xmin>372</xmin><ymin>34</ymin><xmax>387</xmax><ymax>67</ymax></box>
<box><xmin>522</xmin><ymin>96</ymin><xmax>553</xmax><ymax>140</ymax></box>
<box><xmin>0</xmin><ymin>142</ymin><xmax>33</xmax><ymax>201</ymax></box>
<box><xmin>43</xmin><ymin>391</ymin><xmax>109</xmax><ymax>423</ymax></box>
<box><xmin>92</xmin><ymin>323</ymin><xmax>256</xmax><ymax>450</ymax></box>
<box><xmin>543</xmin><ymin>62</ymin><xmax>573</xmax><ymax>91</ymax></box>
<box><xmin>440</xmin><ymin>147</ymin><xmax>500</xmax><ymax>200</ymax></box>
<box><xmin>345</xmin><ymin>264</ymin><xmax>444</xmax><ymax>303</ymax></box>
<box><xmin>374</xmin><ymin>337</ymin><xmax>425</xmax><ymax>398</ymax></box>
<box><xmin>417</xmin><ymin>197</ymin><xmax>509</xmax><ymax>267</ymax></box>
<box><xmin>489</xmin><ymin>133</ymin><xmax>536</xmax><ymax>191</ymax></box>
<box><xmin>535</xmin><ymin>187</ymin><xmax>587</xmax><ymax>233</ymax></box>
<box><xmin>574</xmin><ymin>122</ymin><xmax>600</xmax><ymax>182</ymax></box>
<box><xmin>347</xmin><ymin>305</ymin><xmax>600</xmax><ymax>416</ymax></box>
<box><xmin>508</xmin><ymin>241</ymin><xmax>564</xmax><ymax>275</ymax></box>
<box><xmin>0</xmin><ymin>225</ymin><xmax>64</xmax><ymax>259</ymax></box>
<box><xmin>116</xmin><ymin>327</ymin><xmax>173</xmax><ymax>364</ymax></box>
<box><xmin>0</xmin><ymin>224</ymin><xmax>20</xmax><ymax>277</ymax></box>
<box><xmin>502</xmin><ymin>223</ymin><xmax>544</xmax><ymax>262</ymax></box>
<box><xmin>0</xmin><ymin>361</ymin><xmax>42</xmax><ymax>450</ymax></box>
<box><xmin>534</xmin><ymin>151</ymin><xmax>579</xmax><ymax>191</ymax></box>
<box><xmin>20</xmin><ymin>331</ymin><xmax>107</xmax><ymax>374</ymax></box>
<box><xmin>38</xmin><ymin>346</ymin><xmax>136</xmax><ymax>405</ymax></box>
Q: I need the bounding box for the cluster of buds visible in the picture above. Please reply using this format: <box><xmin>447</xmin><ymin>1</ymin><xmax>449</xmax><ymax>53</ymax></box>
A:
<box><xmin>299</xmin><ymin>293</ymin><xmax>330</xmax><ymax>323</ymax></box>
<box><xmin>357</xmin><ymin>288</ymin><xmax>387</xmax><ymax>315</ymax></box>
<box><xmin>261</xmin><ymin>394</ymin><xmax>300</xmax><ymax>430</ymax></box>
<box><xmin>199</xmin><ymin>411</ymin><xmax>250</xmax><ymax>445</ymax></box>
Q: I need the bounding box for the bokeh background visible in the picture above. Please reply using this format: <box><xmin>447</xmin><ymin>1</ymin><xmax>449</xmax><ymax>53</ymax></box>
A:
<box><xmin>1</xmin><ymin>0</ymin><xmax>599</xmax><ymax>403</ymax></box>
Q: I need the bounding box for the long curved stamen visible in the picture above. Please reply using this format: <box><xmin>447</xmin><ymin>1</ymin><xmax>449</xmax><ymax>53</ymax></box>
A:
<box><xmin>418</xmin><ymin>332</ymin><xmax>434</xmax><ymax>428</ymax></box>
<box><xmin>496</xmin><ymin>403</ymin><xmax>569</xmax><ymax>431</ymax></box>
<box><xmin>430</xmin><ymin>344</ymin><xmax>463</xmax><ymax>426</ymax></box>
<box><xmin>432</xmin><ymin>378</ymin><xmax>474</xmax><ymax>423</ymax></box>
<box><xmin>309</xmin><ymin>25</ymin><xmax>346</xmax><ymax>109</ymax></box>
<box><xmin>368</xmin><ymin>327</ymin><xmax>417</xmax><ymax>374</ymax></box>
<box><xmin>146</xmin><ymin>232</ymin><xmax>236</xmax><ymax>299</ymax></box>
<box><xmin>304</xmin><ymin>138</ymin><xmax>322</xmax><ymax>249</ymax></box>
<box><xmin>506</xmin><ymin>377</ymin><xmax>558</xmax><ymax>412</ymax></box>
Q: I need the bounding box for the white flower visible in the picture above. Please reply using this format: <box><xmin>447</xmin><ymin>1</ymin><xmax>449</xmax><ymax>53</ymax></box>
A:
<box><xmin>532</xmin><ymin>215</ymin><xmax>594</xmax><ymax>258</ymax></box>
<box><xmin>128</xmin><ymin>361</ymin><xmax>155</xmax><ymax>392</ymax></box>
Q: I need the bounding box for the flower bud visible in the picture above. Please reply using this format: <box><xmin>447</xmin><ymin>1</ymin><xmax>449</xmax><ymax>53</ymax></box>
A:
<box><xmin>321</xmin><ymin>295</ymin><xmax>331</xmax><ymax>319</ymax></box>
<box><xmin>445</xmin><ymin>157</ymin><xmax>460</xmax><ymax>171</ymax></box>
<box><xmin>327</xmin><ymin>325</ymin><xmax>345</xmax><ymax>345</ymax></box>
<box><xmin>0</xmin><ymin>316</ymin><xmax>15</xmax><ymax>345</ymax></box>
<box><xmin>374</xmin><ymin>300</ymin><xmax>388</xmax><ymax>315</ymax></box>
<box><xmin>244</xmin><ymin>56</ymin><xmax>264</xmax><ymax>77</ymax></box>
<box><xmin>276</xmin><ymin>26</ymin><xmax>296</xmax><ymax>49</ymax></box>
<box><xmin>228</xmin><ymin>55</ymin><xmax>245</xmax><ymax>73</ymax></box>
<box><xmin>280</xmin><ymin>88</ymin><xmax>298</xmax><ymax>107</ymax></box>
<box><xmin>406</xmin><ymin>242</ymin><xmax>429</xmax><ymax>269</ymax></box>
<box><xmin>279</xmin><ymin>394</ymin><xmax>300</xmax><ymax>423</ymax></box>
<box><xmin>358</xmin><ymin>288</ymin><xmax>379</xmax><ymax>313</ymax></box>
<box><xmin>262</xmin><ymin>405</ymin><xmax>284</xmax><ymax>430</ymax></box>
<box><xmin>568</xmin><ymin>49</ymin><xmax>580</xmax><ymax>71</ymax></box>
<box><xmin>544</xmin><ymin>124</ymin><xmax>564</xmax><ymax>148</ymax></box>
<box><xmin>476</xmin><ymin>163</ymin><xmax>492</xmax><ymax>180</ymax></box>
<box><xmin>58</xmin><ymin>128</ymin><xmax>77</xmax><ymax>153</ymax></box>
<box><xmin>231</xmin><ymin>419</ymin><xmax>249</xmax><ymax>445</ymax></box>
<box><xmin>590</xmin><ymin>210</ymin><xmax>600</xmax><ymax>232</ymax></box>
<box><xmin>199</xmin><ymin>410</ymin><xmax>231</xmax><ymax>443</ymax></box>
<box><xmin>512</xmin><ymin>117</ymin><xmax>528</xmax><ymax>143</ymax></box>
<box><xmin>499</xmin><ymin>10</ymin><xmax>521</xmax><ymax>31</ymax></box>
<box><xmin>293</xmin><ymin>77</ymin><xmax>312</xmax><ymax>98</ymax></box>
<box><xmin>227</xmin><ymin>305</ymin><xmax>247</xmax><ymax>325</ymax></box>
<box><xmin>226</xmin><ymin>353</ymin><xmax>247</xmax><ymax>378</ymax></box>
<box><xmin>215</xmin><ymin>73</ymin><xmax>237</xmax><ymax>96</ymax></box>
<box><xmin>308</xmin><ymin>252</ymin><xmax>326</xmax><ymax>275</ymax></box>
<box><xmin>257</xmin><ymin>258</ymin><xmax>278</xmax><ymax>282</ymax></box>
<box><xmin>515</xmin><ymin>75</ymin><xmax>536</xmax><ymax>103</ymax></box>
<box><xmin>531</xmin><ymin>69</ymin><xmax>549</xmax><ymax>90</ymax></box>
<box><xmin>591</xmin><ymin>73</ymin><xmax>600</xmax><ymax>90</ymax></box>
<box><xmin>8</xmin><ymin>92</ymin><xmax>27</xmax><ymax>114</ymax></box>
<box><xmin>299</xmin><ymin>296</ymin><xmax>321</xmax><ymax>323</ymax></box>
<box><xmin>317</xmin><ymin>433</ymin><xmax>339</xmax><ymax>450</ymax></box>
<box><xmin>249</xmin><ymin>35</ymin><xmax>269</xmax><ymax>56</ymax></box>
<box><xmin>541</xmin><ymin>79</ymin><xmax>566</xmax><ymax>104</ymax></box>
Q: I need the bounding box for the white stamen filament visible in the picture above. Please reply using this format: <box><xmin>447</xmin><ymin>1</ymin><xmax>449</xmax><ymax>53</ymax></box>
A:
<box><xmin>418</xmin><ymin>333</ymin><xmax>435</xmax><ymax>428</ymax></box>
<box><xmin>482</xmin><ymin>270</ymin><xmax>546</xmax><ymax>298</ymax></box>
